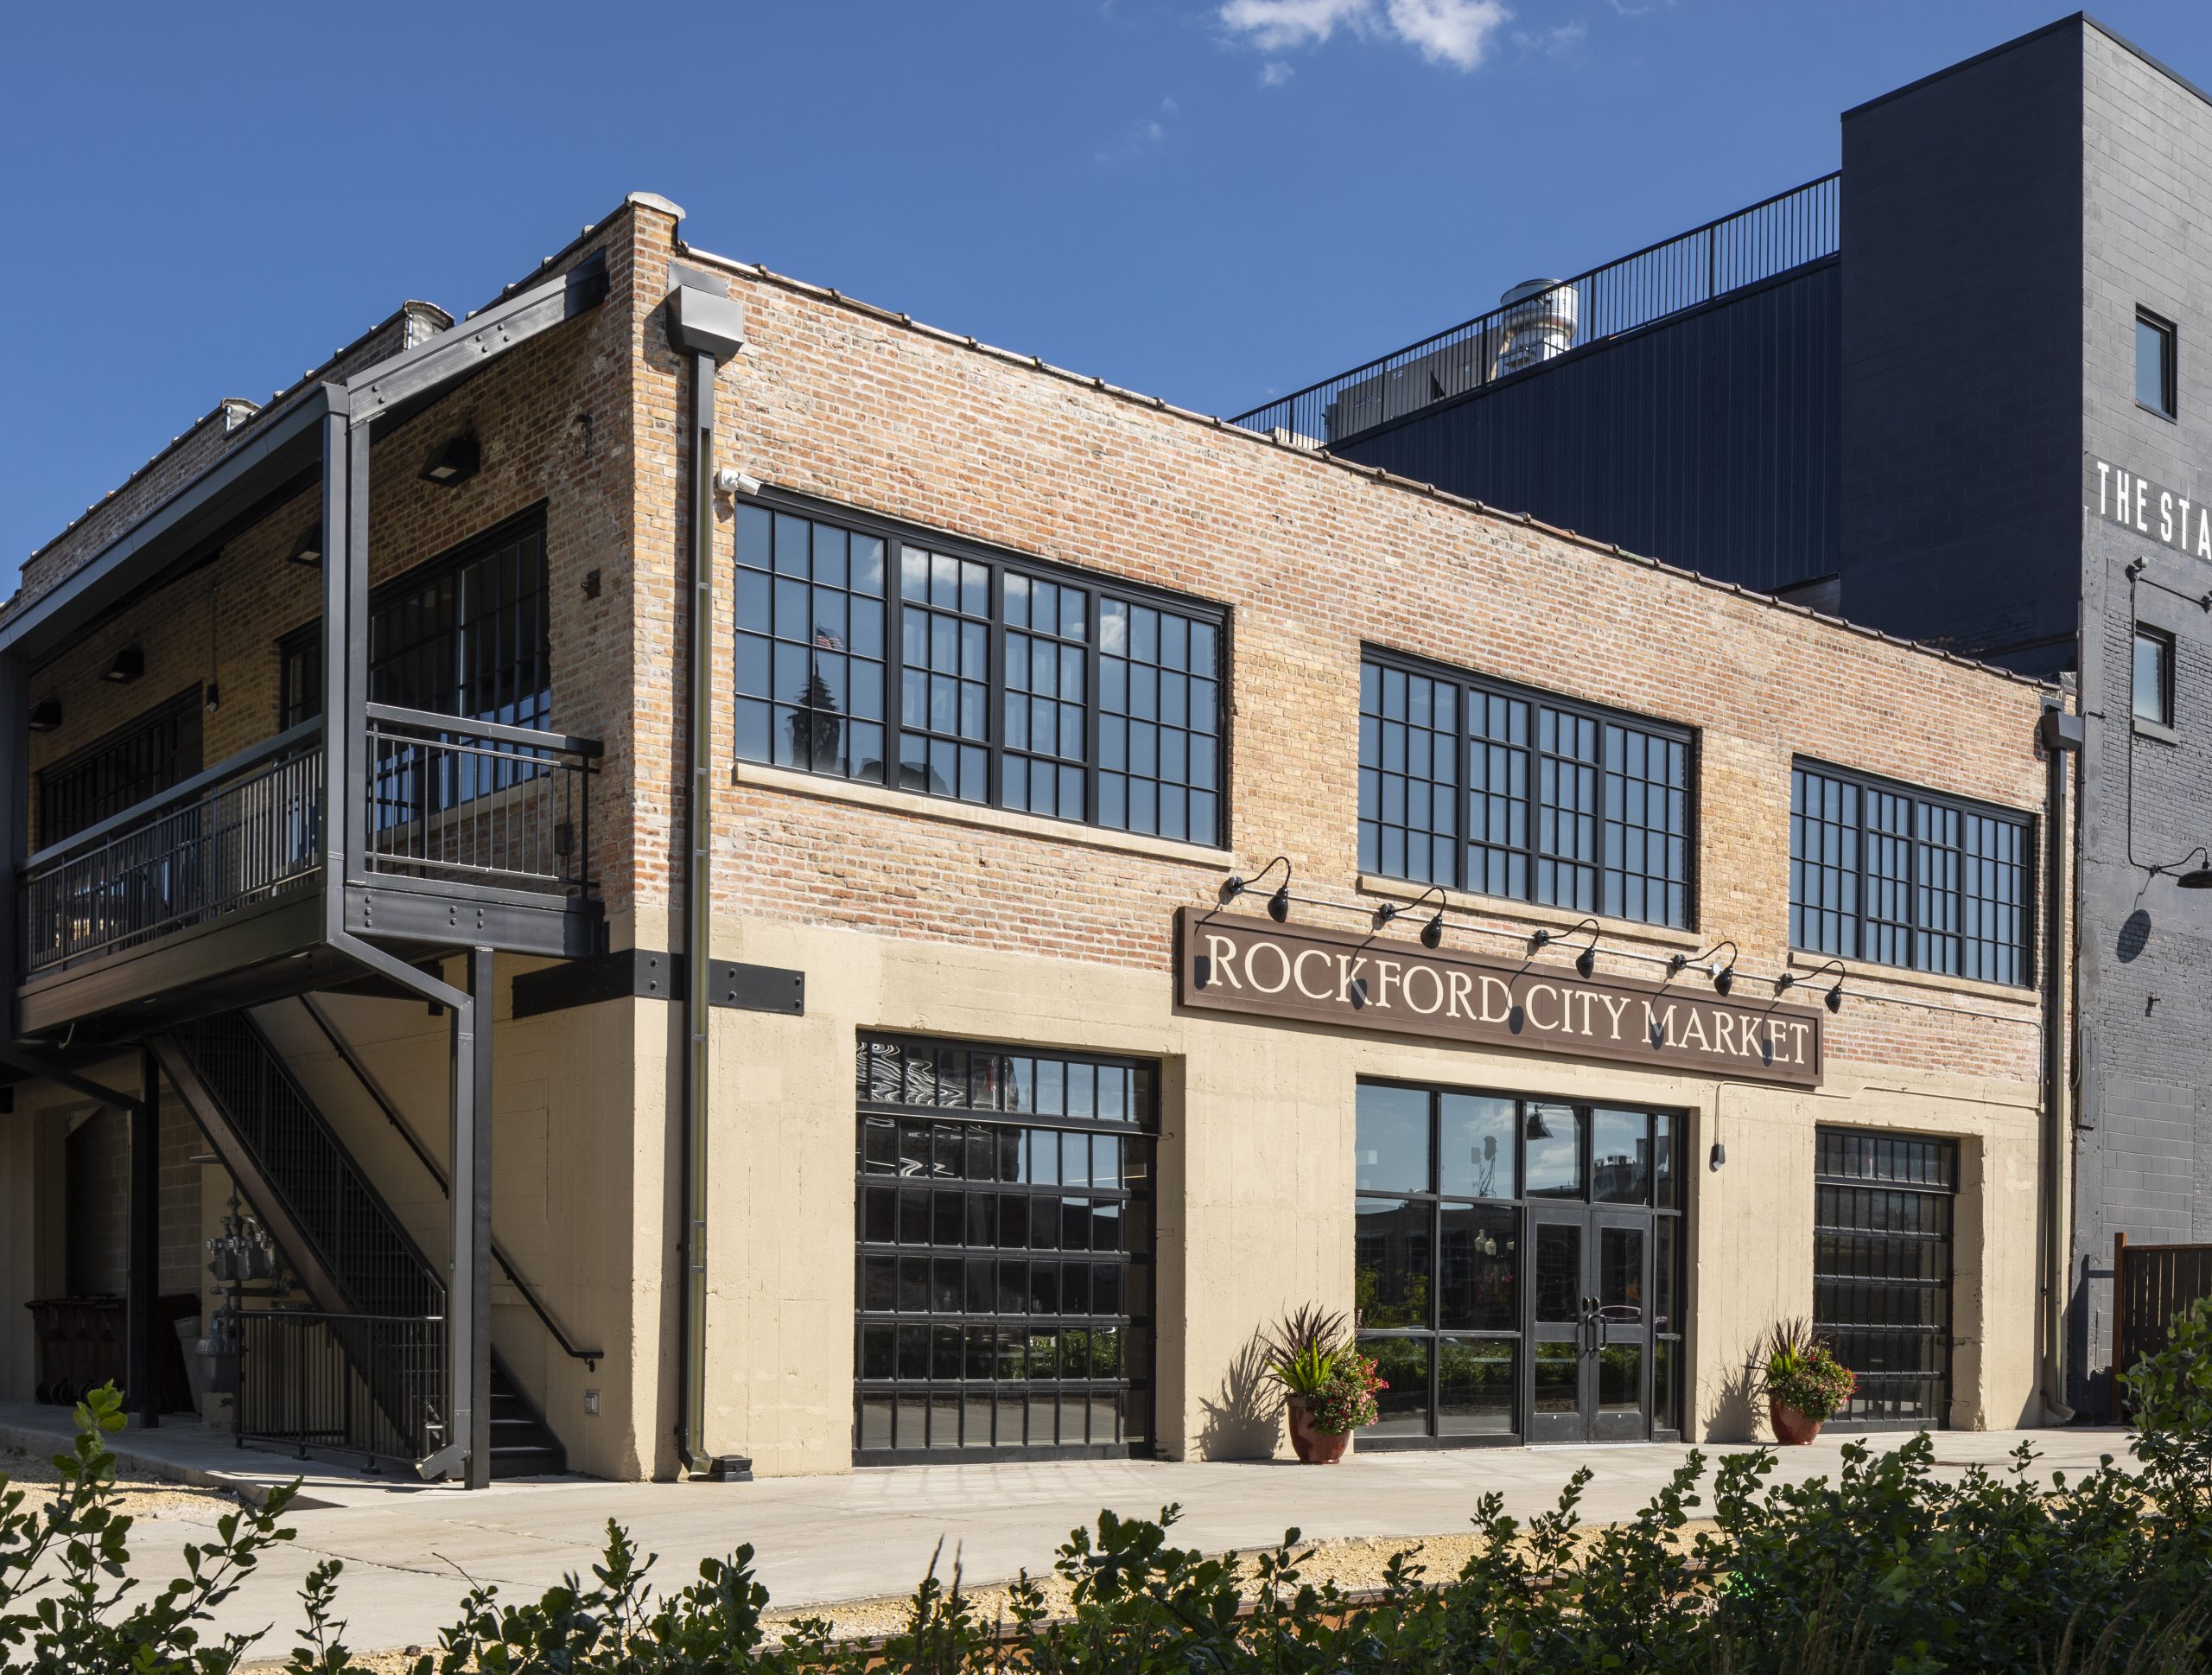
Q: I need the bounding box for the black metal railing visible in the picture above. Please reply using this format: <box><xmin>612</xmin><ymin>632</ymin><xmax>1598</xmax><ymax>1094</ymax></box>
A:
<box><xmin>364</xmin><ymin>703</ymin><xmax>597</xmax><ymax>896</ymax></box>
<box><xmin>21</xmin><ymin>720</ymin><xmax>324</xmax><ymax>977</ymax></box>
<box><xmin>235</xmin><ymin>1309</ymin><xmax>446</xmax><ymax>1465</ymax></box>
<box><xmin>1230</xmin><ymin>173</ymin><xmax>1840</xmax><ymax>447</ymax></box>
<box><xmin>293</xmin><ymin>992</ymin><xmax>604</xmax><ymax>1369</ymax></box>
<box><xmin>175</xmin><ymin>1014</ymin><xmax>446</xmax><ymax>1322</ymax></box>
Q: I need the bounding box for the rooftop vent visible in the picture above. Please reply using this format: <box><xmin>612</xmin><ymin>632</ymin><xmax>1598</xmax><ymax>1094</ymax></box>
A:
<box><xmin>1496</xmin><ymin>279</ymin><xmax>1579</xmax><ymax>373</ymax></box>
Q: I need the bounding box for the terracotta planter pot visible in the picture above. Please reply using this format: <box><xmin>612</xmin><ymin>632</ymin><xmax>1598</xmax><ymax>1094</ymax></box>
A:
<box><xmin>1768</xmin><ymin>1396</ymin><xmax>1823</xmax><ymax>1445</ymax></box>
<box><xmin>1285</xmin><ymin>1397</ymin><xmax>1351</xmax><ymax>1464</ymax></box>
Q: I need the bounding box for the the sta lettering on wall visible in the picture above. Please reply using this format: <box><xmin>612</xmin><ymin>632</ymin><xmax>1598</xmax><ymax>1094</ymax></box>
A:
<box><xmin>1174</xmin><ymin>908</ymin><xmax>1823</xmax><ymax>1087</ymax></box>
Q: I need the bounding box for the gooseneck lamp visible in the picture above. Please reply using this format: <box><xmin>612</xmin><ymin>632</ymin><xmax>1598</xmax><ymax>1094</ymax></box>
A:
<box><xmin>1372</xmin><ymin>884</ymin><xmax>1449</xmax><ymax>949</ymax></box>
<box><xmin>1221</xmin><ymin>857</ymin><xmax>1294</xmax><ymax>924</ymax></box>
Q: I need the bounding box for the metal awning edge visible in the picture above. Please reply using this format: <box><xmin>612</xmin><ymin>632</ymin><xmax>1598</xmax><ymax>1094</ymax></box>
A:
<box><xmin>0</xmin><ymin>386</ymin><xmax>335</xmax><ymax>661</ymax></box>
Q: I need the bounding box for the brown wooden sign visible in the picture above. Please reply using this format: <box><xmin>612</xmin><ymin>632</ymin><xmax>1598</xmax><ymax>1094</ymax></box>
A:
<box><xmin>1174</xmin><ymin>908</ymin><xmax>1822</xmax><ymax>1087</ymax></box>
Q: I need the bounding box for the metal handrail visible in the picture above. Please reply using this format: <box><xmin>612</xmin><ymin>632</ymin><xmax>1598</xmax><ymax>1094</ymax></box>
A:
<box><xmin>365</xmin><ymin>701</ymin><xmax>603</xmax><ymax>759</ymax></box>
<box><xmin>294</xmin><ymin>993</ymin><xmax>604</xmax><ymax>1369</ymax></box>
<box><xmin>23</xmin><ymin>716</ymin><xmax>323</xmax><ymax>871</ymax></box>
<box><xmin>1230</xmin><ymin>172</ymin><xmax>1840</xmax><ymax>446</ymax></box>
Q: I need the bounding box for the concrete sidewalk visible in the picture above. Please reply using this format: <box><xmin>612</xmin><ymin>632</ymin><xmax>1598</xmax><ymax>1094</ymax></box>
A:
<box><xmin>0</xmin><ymin>1410</ymin><xmax>2132</xmax><ymax>1658</ymax></box>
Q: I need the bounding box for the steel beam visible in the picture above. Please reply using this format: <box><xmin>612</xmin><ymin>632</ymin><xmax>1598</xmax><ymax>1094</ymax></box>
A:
<box><xmin>0</xmin><ymin>653</ymin><xmax>24</xmax><ymax>1029</ymax></box>
<box><xmin>452</xmin><ymin>947</ymin><xmax>495</xmax><ymax>1489</ymax></box>
<box><xmin>128</xmin><ymin>1047</ymin><xmax>161</xmax><ymax>1426</ymax></box>
<box><xmin>320</xmin><ymin>398</ymin><xmax>352</xmax><ymax>945</ymax></box>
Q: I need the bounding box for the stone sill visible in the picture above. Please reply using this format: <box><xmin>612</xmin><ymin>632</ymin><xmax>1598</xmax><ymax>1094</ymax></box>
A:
<box><xmin>2133</xmin><ymin>716</ymin><xmax>2180</xmax><ymax>746</ymax></box>
<box><xmin>1355</xmin><ymin>874</ymin><xmax>1708</xmax><ymax>952</ymax></box>
<box><xmin>1785</xmin><ymin>948</ymin><xmax>2038</xmax><ymax>1008</ymax></box>
<box><xmin>731</xmin><ymin>761</ymin><xmax>1236</xmax><ymax>869</ymax></box>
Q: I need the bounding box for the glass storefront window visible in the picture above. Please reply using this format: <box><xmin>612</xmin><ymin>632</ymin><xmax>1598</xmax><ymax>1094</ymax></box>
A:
<box><xmin>1523</xmin><ymin>1104</ymin><xmax>1584</xmax><ymax>1197</ymax></box>
<box><xmin>1440</xmin><ymin>1094</ymin><xmax>1517</xmax><ymax>1198</ymax></box>
<box><xmin>1356</xmin><ymin>1083</ymin><xmax>1430</xmax><ymax>1192</ymax></box>
<box><xmin>1353</xmin><ymin>1081</ymin><xmax>1686</xmax><ymax>1447</ymax></box>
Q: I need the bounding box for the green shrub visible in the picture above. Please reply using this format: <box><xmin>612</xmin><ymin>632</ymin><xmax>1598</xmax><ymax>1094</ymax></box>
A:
<box><xmin>3</xmin><ymin>1376</ymin><xmax>2209</xmax><ymax>1672</ymax></box>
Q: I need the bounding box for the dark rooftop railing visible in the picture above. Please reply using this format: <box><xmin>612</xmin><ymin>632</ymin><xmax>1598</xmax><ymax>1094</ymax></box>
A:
<box><xmin>1230</xmin><ymin>173</ymin><xmax>1840</xmax><ymax>449</ymax></box>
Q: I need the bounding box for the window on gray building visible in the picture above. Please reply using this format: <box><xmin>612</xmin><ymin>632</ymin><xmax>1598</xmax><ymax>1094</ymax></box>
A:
<box><xmin>1789</xmin><ymin>762</ymin><xmax>2031</xmax><ymax>988</ymax></box>
<box><xmin>1359</xmin><ymin>652</ymin><xmax>1693</xmax><ymax>928</ymax></box>
<box><xmin>734</xmin><ymin>502</ymin><xmax>1225</xmax><ymax>846</ymax></box>
<box><xmin>2133</xmin><ymin>627</ymin><xmax>2175</xmax><ymax>728</ymax></box>
<box><xmin>2137</xmin><ymin>309</ymin><xmax>2177</xmax><ymax>420</ymax></box>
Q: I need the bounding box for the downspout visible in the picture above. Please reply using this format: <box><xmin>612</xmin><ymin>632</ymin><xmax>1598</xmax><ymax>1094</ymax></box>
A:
<box><xmin>664</xmin><ymin>275</ymin><xmax>748</xmax><ymax>1479</ymax></box>
<box><xmin>2036</xmin><ymin>704</ymin><xmax>2082</xmax><ymax>1423</ymax></box>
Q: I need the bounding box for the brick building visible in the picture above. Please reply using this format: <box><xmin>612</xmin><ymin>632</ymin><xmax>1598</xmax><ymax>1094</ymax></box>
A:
<box><xmin>1239</xmin><ymin>13</ymin><xmax>2212</xmax><ymax>1410</ymax></box>
<box><xmin>0</xmin><ymin>188</ymin><xmax>2070</xmax><ymax>1483</ymax></box>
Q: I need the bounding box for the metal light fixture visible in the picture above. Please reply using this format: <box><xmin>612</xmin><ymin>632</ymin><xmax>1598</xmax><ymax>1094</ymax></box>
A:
<box><xmin>101</xmin><ymin>646</ymin><xmax>144</xmax><ymax>684</ymax></box>
<box><xmin>420</xmin><ymin>431</ymin><xmax>481</xmax><ymax>487</ymax></box>
<box><xmin>1220</xmin><ymin>857</ymin><xmax>1294</xmax><ymax>924</ymax></box>
<box><xmin>1531</xmin><ymin>917</ymin><xmax>1601</xmax><ymax>977</ymax></box>
<box><xmin>287</xmin><ymin>525</ymin><xmax>322</xmax><ymax>566</ymax></box>
<box><xmin>2147</xmin><ymin>845</ymin><xmax>2212</xmax><ymax>888</ymax></box>
<box><xmin>26</xmin><ymin>697</ymin><xmax>60</xmax><ymax>732</ymax></box>
<box><xmin>1671</xmin><ymin>939</ymin><xmax>1738</xmax><ymax>995</ymax></box>
<box><xmin>1777</xmin><ymin>958</ymin><xmax>1847</xmax><ymax>1014</ymax></box>
<box><xmin>1373</xmin><ymin>884</ymin><xmax>1447</xmax><ymax>949</ymax></box>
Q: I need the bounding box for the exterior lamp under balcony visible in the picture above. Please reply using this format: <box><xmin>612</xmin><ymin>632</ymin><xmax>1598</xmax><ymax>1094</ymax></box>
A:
<box><xmin>420</xmin><ymin>432</ymin><xmax>481</xmax><ymax>487</ymax></box>
<box><xmin>101</xmin><ymin>646</ymin><xmax>144</xmax><ymax>685</ymax></box>
<box><xmin>287</xmin><ymin>525</ymin><xmax>322</xmax><ymax>567</ymax></box>
<box><xmin>26</xmin><ymin>697</ymin><xmax>60</xmax><ymax>732</ymax></box>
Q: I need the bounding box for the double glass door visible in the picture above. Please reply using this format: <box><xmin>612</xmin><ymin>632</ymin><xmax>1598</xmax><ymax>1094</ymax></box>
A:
<box><xmin>1529</xmin><ymin>1206</ymin><xmax>1653</xmax><ymax>1443</ymax></box>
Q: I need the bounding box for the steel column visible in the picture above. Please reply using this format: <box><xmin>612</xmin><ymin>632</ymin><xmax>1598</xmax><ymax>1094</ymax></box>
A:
<box><xmin>344</xmin><ymin>421</ymin><xmax>372</xmax><ymax>888</ymax></box>
<box><xmin>0</xmin><ymin>652</ymin><xmax>25</xmax><ymax>1013</ymax></box>
<box><xmin>451</xmin><ymin>946</ymin><xmax>495</xmax><ymax>1488</ymax></box>
<box><xmin>319</xmin><ymin>397</ymin><xmax>352</xmax><ymax>942</ymax></box>
<box><xmin>128</xmin><ymin>1046</ymin><xmax>161</xmax><ymax>1426</ymax></box>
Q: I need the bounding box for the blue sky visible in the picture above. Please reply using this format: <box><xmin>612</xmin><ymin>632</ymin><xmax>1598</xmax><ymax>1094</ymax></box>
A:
<box><xmin>4</xmin><ymin>1</ymin><xmax>2212</xmax><ymax>583</ymax></box>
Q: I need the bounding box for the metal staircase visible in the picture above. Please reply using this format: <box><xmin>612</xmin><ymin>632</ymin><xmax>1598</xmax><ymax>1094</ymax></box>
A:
<box><xmin>153</xmin><ymin>1012</ymin><xmax>567</xmax><ymax>1478</ymax></box>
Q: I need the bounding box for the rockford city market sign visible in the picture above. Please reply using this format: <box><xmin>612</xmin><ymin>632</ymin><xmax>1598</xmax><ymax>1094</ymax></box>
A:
<box><xmin>1174</xmin><ymin>908</ymin><xmax>1823</xmax><ymax>1088</ymax></box>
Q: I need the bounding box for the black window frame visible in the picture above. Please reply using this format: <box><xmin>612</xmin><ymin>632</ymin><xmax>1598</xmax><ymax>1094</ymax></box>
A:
<box><xmin>35</xmin><ymin>686</ymin><xmax>205</xmax><ymax>849</ymax></box>
<box><xmin>734</xmin><ymin>492</ymin><xmax>1231</xmax><ymax>850</ymax></box>
<box><xmin>2136</xmin><ymin>308</ymin><xmax>2178</xmax><ymax>421</ymax></box>
<box><xmin>1359</xmin><ymin>645</ymin><xmax>1698</xmax><ymax>930</ymax></box>
<box><xmin>1813</xmin><ymin>1127</ymin><xmax>1956</xmax><ymax>1430</ymax></box>
<box><xmin>854</xmin><ymin>1032</ymin><xmax>1158</xmax><ymax>1464</ymax></box>
<box><xmin>277</xmin><ymin>502</ymin><xmax>553</xmax><ymax>731</ymax></box>
<box><xmin>2133</xmin><ymin>624</ymin><xmax>2176</xmax><ymax>728</ymax></box>
<box><xmin>1352</xmin><ymin>1078</ymin><xmax>1685</xmax><ymax>1449</ymax></box>
<box><xmin>1789</xmin><ymin>759</ymin><xmax>2035</xmax><ymax>989</ymax></box>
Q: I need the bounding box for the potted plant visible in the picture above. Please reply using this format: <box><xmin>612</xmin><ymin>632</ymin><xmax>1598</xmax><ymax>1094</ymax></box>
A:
<box><xmin>1753</xmin><ymin>1318</ymin><xmax>1856</xmax><ymax>1443</ymax></box>
<box><xmin>1262</xmin><ymin>1306</ymin><xmax>1386</xmax><ymax>1462</ymax></box>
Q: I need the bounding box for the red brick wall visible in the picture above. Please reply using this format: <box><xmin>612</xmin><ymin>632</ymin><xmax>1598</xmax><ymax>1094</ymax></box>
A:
<box><xmin>634</xmin><ymin>203</ymin><xmax>2059</xmax><ymax>1086</ymax></box>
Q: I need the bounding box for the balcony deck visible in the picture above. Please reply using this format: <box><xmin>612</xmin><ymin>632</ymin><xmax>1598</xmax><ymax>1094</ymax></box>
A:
<box><xmin>14</xmin><ymin>708</ymin><xmax>601</xmax><ymax>1042</ymax></box>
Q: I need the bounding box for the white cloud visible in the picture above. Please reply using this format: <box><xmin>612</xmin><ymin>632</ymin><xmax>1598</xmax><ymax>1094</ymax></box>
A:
<box><xmin>1218</xmin><ymin>0</ymin><xmax>1512</xmax><ymax>73</ymax></box>
<box><xmin>1217</xmin><ymin>0</ymin><xmax>1368</xmax><ymax>54</ymax></box>
<box><xmin>1260</xmin><ymin>58</ymin><xmax>1295</xmax><ymax>85</ymax></box>
<box><xmin>1383</xmin><ymin>0</ymin><xmax>1510</xmax><ymax>68</ymax></box>
<box><xmin>1512</xmin><ymin>19</ymin><xmax>1586</xmax><ymax>52</ymax></box>
<box><xmin>1095</xmin><ymin>97</ymin><xmax>1178</xmax><ymax>164</ymax></box>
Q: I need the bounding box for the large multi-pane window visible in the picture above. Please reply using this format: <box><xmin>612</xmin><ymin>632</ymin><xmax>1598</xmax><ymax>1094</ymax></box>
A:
<box><xmin>1789</xmin><ymin>762</ymin><xmax>2031</xmax><ymax>987</ymax></box>
<box><xmin>279</xmin><ymin>510</ymin><xmax>552</xmax><ymax>732</ymax></box>
<box><xmin>35</xmin><ymin>690</ymin><xmax>204</xmax><ymax>848</ymax></box>
<box><xmin>1360</xmin><ymin>653</ymin><xmax>1692</xmax><ymax>927</ymax></box>
<box><xmin>1353</xmin><ymin>1081</ymin><xmax>1683</xmax><ymax>1446</ymax></box>
<box><xmin>736</xmin><ymin>502</ymin><xmax>1225</xmax><ymax>845</ymax></box>
<box><xmin>1814</xmin><ymin>1129</ymin><xmax>1955</xmax><ymax>1428</ymax></box>
<box><xmin>855</xmin><ymin>1034</ymin><xmax>1154</xmax><ymax>1462</ymax></box>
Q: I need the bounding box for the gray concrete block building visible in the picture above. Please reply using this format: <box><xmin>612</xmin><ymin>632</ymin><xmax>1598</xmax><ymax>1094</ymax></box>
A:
<box><xmin>1235</xmin><ymin>12</ymin><xmax>2212</xmax><ymax>1409</ymax></box>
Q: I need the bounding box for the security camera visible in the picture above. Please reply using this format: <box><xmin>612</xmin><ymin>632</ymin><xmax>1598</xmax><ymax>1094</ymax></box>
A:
<box><xmin>712</xmin><ymin>468</ymin><xmax>763</xmax><ymax>497</ymax></box>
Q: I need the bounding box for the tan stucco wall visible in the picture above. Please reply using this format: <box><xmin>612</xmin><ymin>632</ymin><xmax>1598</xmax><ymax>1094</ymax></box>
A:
<box><xmin>699</xmin><ymin>913</ymin><xmax>2047</xmax><ymax>1478</ymax></box>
